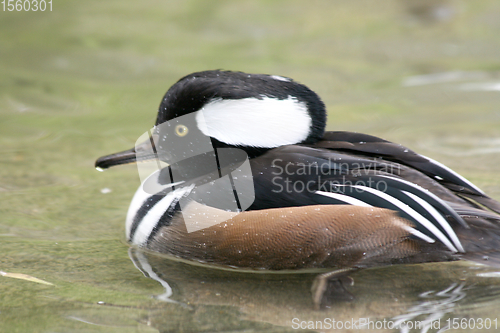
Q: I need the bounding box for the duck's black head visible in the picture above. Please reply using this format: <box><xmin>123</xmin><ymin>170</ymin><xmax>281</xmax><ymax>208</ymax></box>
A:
<box><xmin>96</xmin><ymin>70</ymin><xmax>326</xmax><ymax>169</ymax></box>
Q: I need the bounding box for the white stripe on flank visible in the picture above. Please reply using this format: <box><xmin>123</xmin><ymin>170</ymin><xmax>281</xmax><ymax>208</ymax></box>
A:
<box><xmin>316</xmin><ymin>191</ymin><xmax>373</xmax><ymax>207</ymax></box>
<box><xmin>400</xmin><ymin>225</ymin><xmax>435</xmax><ymax>243</ymax></box>
<box><xmin>317</xmin><ymin>188</ymin><xmax>435</xmax><ymax>244</ymax></box>
<box><xmin>352</xmin><ymin>185</ymin><xmax>459</xmax><ymax>253</ymax></box>
<box><xmin>403</xmin><ymin>191</ymin><xmax>464</xmax><ymax>252</ymax></box>
<box><xmin>378</xmin><ymin>174</ymin><xmax>468</xmax><ymax>228</ymax></box>
<box><xmin>131</xmin><ymin>185</ymin><xmax>194</xmax><ymax>247</ymax></box>
<box><xmin>420</xmin><ymin>154</ymin><xmax>485</xmax><ymax>195</ymax></box>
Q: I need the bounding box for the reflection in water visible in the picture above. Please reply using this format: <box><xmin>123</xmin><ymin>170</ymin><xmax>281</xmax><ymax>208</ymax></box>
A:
<box><xmin>130</xmin><ymin>248</ymin><xmax>177</xmax><ymax>304</ymax></box>
<box><xmin>392</xmin><ymin>283</ymin><xmax>465</xmax><ymax>333</ymax></box>
<box><xmin>128</xmin><ymin>248</ymin><xmax>500</xmax><ymax>333</ymax></box>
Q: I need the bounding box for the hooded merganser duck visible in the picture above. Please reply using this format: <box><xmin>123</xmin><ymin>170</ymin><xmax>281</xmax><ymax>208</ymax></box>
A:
<box><xmin>96</xmin><ymin>70</ymin><xmax>500</xmax><ymax>275</ymax></box>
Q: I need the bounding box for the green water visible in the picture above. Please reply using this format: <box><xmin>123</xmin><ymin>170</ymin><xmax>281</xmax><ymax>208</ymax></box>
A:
<box><xmin>1</xmin><ymin>0</ymin><xmax>500</xmax><ymax>332</ymax></box>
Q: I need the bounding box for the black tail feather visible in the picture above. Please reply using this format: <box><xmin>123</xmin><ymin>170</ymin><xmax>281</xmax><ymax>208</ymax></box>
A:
<box><xmin>460</xmin><ymin>194</ymin><xmax>500</xmax><ymax>215</ymax></box>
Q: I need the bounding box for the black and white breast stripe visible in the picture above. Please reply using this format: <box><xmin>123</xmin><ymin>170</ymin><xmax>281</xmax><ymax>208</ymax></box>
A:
<box><xmin>316</xmin><ymin>175</ymin><xmax>466</xmax><ymax>253</ymax></box>
<box><xmin>126</xmin><ymin>175</ymin><xmax>193</xmax><ymax>247</ymax></box>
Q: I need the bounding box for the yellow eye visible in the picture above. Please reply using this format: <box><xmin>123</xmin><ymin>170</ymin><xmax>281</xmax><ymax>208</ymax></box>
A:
<box><xmin>175</xmin><ymin>124</ymin><xmax>189</xmax><ymax>137</ymax></box>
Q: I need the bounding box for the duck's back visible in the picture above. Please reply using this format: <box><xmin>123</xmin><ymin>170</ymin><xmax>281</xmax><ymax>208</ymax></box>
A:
<box><xmin>246</xmin><ymin>131</ymin><xmax>500</xmax><ymax>266</ymax></box>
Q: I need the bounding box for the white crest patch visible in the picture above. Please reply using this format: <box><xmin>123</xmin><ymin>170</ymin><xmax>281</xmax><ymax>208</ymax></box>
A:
<box><xmin>196</xmin><ymin>96</ymin><xmax>311</xmax><ymax>148</ymax></box>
